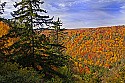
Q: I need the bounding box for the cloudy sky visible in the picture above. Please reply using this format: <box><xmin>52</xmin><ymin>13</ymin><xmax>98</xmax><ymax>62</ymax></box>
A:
<box><xmin>1</xmin><ymin>0</ymin><xmax>125</xmax><ymax>29</ymax></box>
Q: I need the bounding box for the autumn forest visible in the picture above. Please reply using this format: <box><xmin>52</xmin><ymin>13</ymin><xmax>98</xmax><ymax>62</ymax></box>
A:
<box><xmin>0</xmin><ymin>0</ymin><xmax>125</xmax><ymax>83</ymax></box>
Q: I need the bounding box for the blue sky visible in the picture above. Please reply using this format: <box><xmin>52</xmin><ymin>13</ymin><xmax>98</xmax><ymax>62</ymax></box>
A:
<box><xmin>1</xmin><ymin>0</ymin><xmax>125</xmax><ymax>29</ymax></box>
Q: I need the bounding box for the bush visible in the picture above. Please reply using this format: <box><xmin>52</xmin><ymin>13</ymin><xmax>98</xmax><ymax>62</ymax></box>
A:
<box><xmin>0</xmin><ymin>62</ymin><xmax>42</xmax><ymax>83</ymax></box>
<box><xmin>45</xmin><ymin>65</ymin><xmax>74</xmax><ymax>83</ymax></box>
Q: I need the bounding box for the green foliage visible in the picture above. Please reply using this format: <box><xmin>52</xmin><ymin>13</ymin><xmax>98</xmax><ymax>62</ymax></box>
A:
<box><xmin>69</xmin><ymin>60</ymin><xmax>125</xmax><ymax>83</ymax></box>
<box><xmin>45</xmin><ymin>65</ymin><xmax>74</xmax><ymax>83</ymax></box>
<box><xmin>58</xmin><ymin>66</ymin><xmax>73</xmax><ymax>83</ymax></box>
<box><xmin>0</xmin><ymin>0</ymin><xmax>70</xmax><ymax>80</ymax></box>
<box><xmin>0</xmin><ymin>62</ymin><xmax>42</xmax><ymax>83</ymax></box>
<box><xmin>50</xmin><ymin>18</ymin><xmax>62</xmax><ymax>44</ymax></box>
<box><xmin>80</xmin><ymin>65</ymin><xmax>106</xmax><ymax>83</ymax></box>
<box><xmin>11</xmin><ymin>0</ymin><xmax>52</xmax><ymax>26</ymax></box>
<box><xmin>101</xmin><ymin>59</ymin><xmax>125</xmax><ymax>83</ymax></box>
<box><xmin>49</xmin><ymin>18</ymin><xmax>68</xmax><ymax>61</ymax></box>
<box><xmin>45</xmin><ymin>76</ymin><xmax>63</xmax><ymax>83</ymax></box>
<box><xmin>0</xmin><ymin>2</ymin><xmax>6</xmax><ymax>21</ymax></box>
<box><xmin>0</xmin><ymin>2</ymin><xmax>6</xmax><ymax>15</ymax></box>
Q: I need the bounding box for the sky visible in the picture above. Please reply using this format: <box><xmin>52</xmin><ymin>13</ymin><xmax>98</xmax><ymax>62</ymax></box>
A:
<box><xmin>1</xmin><ymin>0</ymin><xmax>125</xmax><ymax>29</ymax></box>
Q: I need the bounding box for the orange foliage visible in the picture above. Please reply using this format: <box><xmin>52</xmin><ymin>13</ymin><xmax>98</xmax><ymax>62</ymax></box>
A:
<box><xmin>0</xmin><ymin>21</ymin><xmax>19</xmax><ymax>49</ymax></box>
<box><xmin>0</xmin><ymin>21</ymin><xmax>10</xmax><ymax>37</ymax></box>
<box><xmin>1</xmin><ymin>22</ymin><xmax>125</xmax><ymax>74</ymax></box>
<box><xmin>61</xmin><ymin>26</ymin><xmax>125</xmax><ymax>70</ymax></box>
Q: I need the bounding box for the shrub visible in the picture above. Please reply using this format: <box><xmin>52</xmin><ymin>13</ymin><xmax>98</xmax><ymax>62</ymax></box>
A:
<box><xmin>0</xmin><ymin>62</ymin><xmax>42</xmax><ymax>83</ymax></box>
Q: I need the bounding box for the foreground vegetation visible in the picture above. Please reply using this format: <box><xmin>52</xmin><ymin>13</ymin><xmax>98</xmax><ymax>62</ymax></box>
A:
<box><xmin>0</xmin><ymin>0</ymin><xmax>125</xmax><ymax>83</ymax></box>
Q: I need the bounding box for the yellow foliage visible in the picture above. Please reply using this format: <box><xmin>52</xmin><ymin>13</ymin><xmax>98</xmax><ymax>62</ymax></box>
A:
<box><xmin>0</xmin><ymin>21</ymin><xmax>10</xmax><ymax>37</ymax></box>
<box><xmin>0</xmin><ymin>21</ymin><xmax>19</xmax><ymax>49</ymax></box>
<box><xmin>61</xmin><ymin>26</ymin><xmax>125</xmax><ymax>69</ymax></box>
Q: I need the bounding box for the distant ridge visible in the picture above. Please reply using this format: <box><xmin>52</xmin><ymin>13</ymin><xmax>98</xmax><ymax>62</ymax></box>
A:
<box><xmin>66</xmin><ymin>25</ymin><xmax>125</xmax><ymax>30</ymax></box>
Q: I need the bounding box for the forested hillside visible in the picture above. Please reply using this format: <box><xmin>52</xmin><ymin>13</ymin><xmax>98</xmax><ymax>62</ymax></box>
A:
<box><xmin>38</xmin><ymin>26</ymin><xmax>125</xmax><ymax>73</ymax></box>
<box><xmin>62</xmin><ymin>26</ymin><xmax>125</xmax><ymax>68</ymax></box>
<box><xmin>0</xmin><ymin>0</ymin><xmax>125</xmax><ymax>81</ymax></box>
<box><xmin>1</xmin><ymin>21</ymin><xmax>125</xmax><ymax>82</ymax></box>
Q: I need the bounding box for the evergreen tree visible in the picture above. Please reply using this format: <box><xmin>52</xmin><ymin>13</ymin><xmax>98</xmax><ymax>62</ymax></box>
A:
<box><xmin>50</xmin><ymin>18</ymin><xmax>66</xmax><ymax>52</ymax></box>
<box><xmin>0</xmin><ymin>2</ymin><xmax>6</xmax><ymax>15</ymax></box>
<box><xmin>0</xmin><ymin>2</ymin><xmax>6</xmax><ymax>20</ymax></box>
<box><xmin>0</xmin><ymin>1</ymin><xmax>7</xmax><ymax>62</ymax></box>
<box><xmin>11</xmin><ymin>0</ymin><xmax>53</xmax><ymax>57</ymax></box>
<box><xmin>52</xmin><ymin>18</ymin><xmax>62</xmax><ymax>44</ymax></box>
<box><xmin>3</xmin><ymin>0</ymin><xmax>69</xmax><ymax>79</ymax></box>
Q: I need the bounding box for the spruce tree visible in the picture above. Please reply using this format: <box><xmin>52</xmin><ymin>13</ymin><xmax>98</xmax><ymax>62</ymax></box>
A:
<box><xmin>0</xmin><ymin>1</ymin><xmax>7</xmax><ymax>61</ymax></box>
<box><xmin>0</xmin><ymin>2</ymin><xmax>6</xmax><ymax>15</ymax></box>
<box><xmin>5</xmin><ymin>0</ymin><xmax>69</xmax><ymax>79</ymax></box>
<box><xmin>50</xmin><ymin>18</ymin><xmax>66</xmax><ymax>52</ymax></box>
<box><xmin>0</xmin><ymin>2</ymin><xmax>6</xmax><ymax>20</ymax></box>
<box><xmin>11</xmin><ymin>0</ymin><xmax>52</xmax><ymax>57</ymax></box>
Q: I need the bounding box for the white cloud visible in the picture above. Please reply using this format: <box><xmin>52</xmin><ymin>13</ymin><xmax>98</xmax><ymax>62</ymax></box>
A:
<box><xmin>45</xmin><ymin>0</ymin><xmax>125</xmax><ymax>28</ymax></box>
<box><xmin>58</xmin><ymin>3</ymin><xmax>66</xmax><ymax>7</ymax></box>
<box><xmin>1</xmin><ymin>0</ymin><xmax>20</xmax><ymax>18</ymax></box>
<box><xmin>1</xmin><ymin>0</ymin><xmax>125</xmax><ymax>28</ymax></box>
